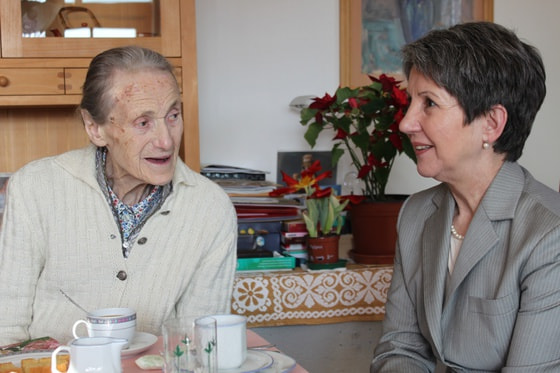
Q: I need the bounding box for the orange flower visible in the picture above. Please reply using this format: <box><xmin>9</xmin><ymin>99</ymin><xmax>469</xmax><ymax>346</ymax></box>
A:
<box><xmin>270</xmin><ymin>160</ymin><xmax>360</xmax><ymax>237</ymax></box>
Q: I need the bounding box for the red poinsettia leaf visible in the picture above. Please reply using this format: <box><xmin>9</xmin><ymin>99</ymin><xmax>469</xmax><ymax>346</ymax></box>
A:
<box><xmin>392</xmin><ymin>86</ymin><xmax>409</xmax><ymax>106</ymax></box>
<box><xmin>333</xmin><ymin>128</ymin><xmax>348</xmax><ymax>140</ymax></box>
<box><xmin>358</xmin><ymin>164</ymin><xmax>372</xmax><ymax>179</ymax></box>
<box><xmin>369</xmin><ymin>73</ymin><xmax>402</xmax><ymax>92</ymax></box>
<box><xmin>314</xmin><ymin>112</ymin><xmax>323</xmax><ymax>126</ymax></box>
<box><xmin>393</xmin><ymin>108</ymin><xmax>405</xmax><ymax>124</ymax></box>
<box><xmin>389</xmin><ymin>132</ymin><xmax>403</xmax><ymax>151</ymax></box>
<box><xmin>309</xmin><ymin>93</ymin><xmax>336</xmax><ymax>110</ymax></box>
<box><xmin>339</xmin><ymin>194</ymin><xmax>366</xmax><ymax>206</ymax></box>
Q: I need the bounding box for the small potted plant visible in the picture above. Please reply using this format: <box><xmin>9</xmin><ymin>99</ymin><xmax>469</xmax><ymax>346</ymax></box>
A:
<box><xmin>299</xmin><ymin>74</ymin><xmax>417</xmax><ymax>264</ymax></box>
<box><xmin>270</xmin><ymin>160</ymin><xmax>363</xmax><ymax>264</ymax></box>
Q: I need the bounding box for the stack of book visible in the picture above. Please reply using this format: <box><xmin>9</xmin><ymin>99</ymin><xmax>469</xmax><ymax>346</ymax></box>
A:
<box><xmin>201</xmin><ymin>164</ymin><xmax>269</xmax><ymax>181</ymax></box>
<box><xmin>280</xmin><ymin>219</ymin><xmax>309</xmax><ymax>267</ymax></box>
<box><xmin>202</xmin><ymin>164</ymin><xmax>303</xmax><ymax>221</ymax></box>
<box><xmin>202</xmin><ymin>165</ymin><xmax>300</xmax><ymax>270</ymax></box>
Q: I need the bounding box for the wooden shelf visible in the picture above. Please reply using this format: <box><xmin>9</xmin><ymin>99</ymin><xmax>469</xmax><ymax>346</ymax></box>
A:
<box><xmin>0</xmin><ymin>0</ymin><xmax>200</xmax><ymax>171</ymax></box>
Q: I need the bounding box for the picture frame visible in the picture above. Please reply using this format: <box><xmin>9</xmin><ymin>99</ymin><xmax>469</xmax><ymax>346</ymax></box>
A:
<box><xmin>340</xmin><ymin>0</ymin><xmax>494</xmax><ymax>88</ymax></box>
<box><xmin>277</xmin><ymin>151</ymin><xmax>337</xmax><ymax>187</ymax></box>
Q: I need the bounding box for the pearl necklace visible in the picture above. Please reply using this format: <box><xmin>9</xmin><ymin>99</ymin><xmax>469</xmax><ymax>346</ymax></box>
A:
<box><xmin>450</xmin><ymin>224</ymin><xmax>464</xmax><ymax>240</ymax></box>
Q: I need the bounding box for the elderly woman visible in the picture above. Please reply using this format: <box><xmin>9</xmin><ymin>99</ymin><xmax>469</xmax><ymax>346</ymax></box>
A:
<box><xmin>371</xmin><ymin>22</ymin><xmax>560</xmax><ymax>372</ymax></box>
<box><xmin>0</xmin><ymin>46</ymin><xmax>237</xmax><ymax>344</ymax></box>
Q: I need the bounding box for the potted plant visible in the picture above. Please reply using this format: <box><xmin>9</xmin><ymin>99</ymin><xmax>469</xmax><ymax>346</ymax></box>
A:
<box><xmin>270</xmin><ymin>160</ymin><xmax>363</xmax><ymax>264</ymax></box>
<box><xmin>299</xmin><ymin>74</ymin><xmax>417</xmax><ymax>264</ymax></box>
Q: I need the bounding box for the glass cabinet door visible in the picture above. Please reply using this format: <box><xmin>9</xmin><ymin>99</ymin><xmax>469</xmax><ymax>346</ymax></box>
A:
<box><xmin>1</xmin><ymin>0</ymin><xmax>180</xmax><ymax>58</ymax></box>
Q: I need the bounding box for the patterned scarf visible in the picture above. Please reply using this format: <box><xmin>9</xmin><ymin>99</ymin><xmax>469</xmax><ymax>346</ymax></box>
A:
<box><xmin>95</xmin><ymin>147</ymin><xmax>172</xmax><ymax>258</ymax></box>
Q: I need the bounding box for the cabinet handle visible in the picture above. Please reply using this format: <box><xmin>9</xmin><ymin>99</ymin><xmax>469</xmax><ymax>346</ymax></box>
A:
<box><xmin>0</xmin><ymin>76</ymin><xmax>9</xmax><ymax>87</ymax></box>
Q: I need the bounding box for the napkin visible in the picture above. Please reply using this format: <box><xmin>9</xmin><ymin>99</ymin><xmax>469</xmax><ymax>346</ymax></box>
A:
<box><xmin>0</xmin><ymin>336</ymin><xmax>61</xmax><ymax>356</ymax></box>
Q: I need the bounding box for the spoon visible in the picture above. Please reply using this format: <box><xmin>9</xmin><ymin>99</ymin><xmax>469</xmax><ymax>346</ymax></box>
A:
<box><xmin>59</xmin><ymin>289</ymin><xmax>89</xmax><ymax>314</ymax></box>
<box><xmin>248</xmin><ymin>344</ymin><xmax>276</xmax><ymax>350</ymax></box>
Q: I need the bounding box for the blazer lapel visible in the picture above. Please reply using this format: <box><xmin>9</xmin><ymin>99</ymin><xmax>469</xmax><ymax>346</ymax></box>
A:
<box><xmin>445</xmin><ymin>215</ymin><xmax>499</xmax><ymax>297</ymax></box>
<box><xmin>445</xmin><ymin>162</ymin><xmax>523</xmax><ymax>301</ymax></box>
<box><xmin>422</xmin><ymin>190</ymin><xmax>454</xmax><ymax>355</ymax></box>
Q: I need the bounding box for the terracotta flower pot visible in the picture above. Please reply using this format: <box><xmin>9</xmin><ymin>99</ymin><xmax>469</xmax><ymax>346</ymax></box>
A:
<box><xmin>349</xmin><ymin>196</ymin><xmax>406</xmax><ymax>265</ymax></box>
<box><xmin>307</xmin><ymin>235</ymin><xmax>340</xmax><ymax>264</ymax></box>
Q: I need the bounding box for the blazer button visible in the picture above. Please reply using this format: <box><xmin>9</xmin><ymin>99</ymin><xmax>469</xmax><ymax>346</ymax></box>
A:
<box><xmin>137</xmin><ymin>237</ymin><xmax>147</xmax><ymax>245</ymax></box>
<box><xmin>116</xmin><ymin>270</ymin><xmax>127</xmax><ymax>281</ymax></box>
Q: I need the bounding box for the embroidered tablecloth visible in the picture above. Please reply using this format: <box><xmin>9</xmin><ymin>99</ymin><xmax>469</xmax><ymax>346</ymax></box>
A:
<box><xmin>230</xmin><ymin>265</ymin><xmax>393</xmax><ymax>327</ymax></box>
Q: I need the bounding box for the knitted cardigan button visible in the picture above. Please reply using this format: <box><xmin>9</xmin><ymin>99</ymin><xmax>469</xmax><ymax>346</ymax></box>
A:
<box><xmin>137</xmin><ymin>237</ymin><xmax>147</xmax><ymax>245</ymax></box>
<box><xmin>116</xmin><ymin>270</ymin><xmax>127</xmax><ymax>281</ymax></box>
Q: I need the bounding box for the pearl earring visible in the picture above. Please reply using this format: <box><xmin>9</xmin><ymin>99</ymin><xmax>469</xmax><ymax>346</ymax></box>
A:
<box><xmin>482</xmin><ymin>142</ymin><xmax>490</xmax><ymax>150</ymax></box>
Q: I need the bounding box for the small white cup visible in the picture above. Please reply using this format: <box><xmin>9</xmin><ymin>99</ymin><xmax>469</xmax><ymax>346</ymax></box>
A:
<box><xmin>211</xmin><ymin>314</ymin><xmax>247</xmax><ymax>370</ymax></box>
<box><xmin>72</xmin><ymin>307</ymin><xmax>136</xmax><ymax>349</ymax></box>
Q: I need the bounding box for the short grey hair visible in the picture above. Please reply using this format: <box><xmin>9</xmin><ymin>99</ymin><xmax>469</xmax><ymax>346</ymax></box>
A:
<box><xmin>80</xmin><ymin>45</ymin><xmax>178</xmax><ymax>125</ymax></box>
<box><xmin>402</xmin><ymin>22</ymin><xmax>546</xmax><ymax>162</ymax></box>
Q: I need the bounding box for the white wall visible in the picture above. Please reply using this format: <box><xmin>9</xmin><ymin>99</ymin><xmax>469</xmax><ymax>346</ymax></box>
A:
<box><xmin>196</xmin><ymin>0</ymin><xmax>560</xmax><ymax>194</ymax></box>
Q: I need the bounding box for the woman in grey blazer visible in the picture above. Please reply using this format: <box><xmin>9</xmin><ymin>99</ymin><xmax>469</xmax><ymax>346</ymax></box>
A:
<box><xmin>371</xmin><ymin>22</ymin><xmax>560</xmax><ymax>372</ymax></box>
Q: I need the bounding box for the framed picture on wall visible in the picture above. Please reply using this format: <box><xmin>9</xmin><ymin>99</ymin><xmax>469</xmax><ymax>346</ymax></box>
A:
<box><xmin>277</xmin><ymin>151</ymin><xmax>337</xmax><ymax>187</ymax></box>
<box><xmin>340</xmin><ymin>0</ymin><xmax>494</xmax><ymax>88</ymax></box>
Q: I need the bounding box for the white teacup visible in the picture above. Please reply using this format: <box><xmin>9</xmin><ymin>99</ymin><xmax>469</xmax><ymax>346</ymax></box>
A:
<box><xmin>72</xmin><ymin>308</ymin><xmax>136</xmax><ymax>349</ymax></box>
<box><xmin>210</xmin><ymin>314</ymin><xmax>247</xmax><ymax>369</ymax></box>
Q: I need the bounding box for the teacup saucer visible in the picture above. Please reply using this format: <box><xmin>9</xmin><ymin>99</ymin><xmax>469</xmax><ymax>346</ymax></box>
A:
<box><xmin>219</xmin><ymin>350</ymin><xmax>273</xmax><ymax>373</ymax></box>
<box><xmin>263</xmin><ymin>351</ymin><xmax>296</xmax><ymax>373</ymax></box>
<box><xmin>122</xmin><ymin>332</ymin><xmax>157</xmax><ymax>357</ymax></box>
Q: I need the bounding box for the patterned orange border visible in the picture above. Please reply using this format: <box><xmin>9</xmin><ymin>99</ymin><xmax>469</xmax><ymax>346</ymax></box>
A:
<box><xmin>231</xmin><ymin>265</ymin><xmax>393</xmax><ymax>327</ymax></box>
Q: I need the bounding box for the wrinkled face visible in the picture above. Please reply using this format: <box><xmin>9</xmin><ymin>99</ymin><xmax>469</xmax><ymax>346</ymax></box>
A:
<box><xmin>399</xmin><ymin>67</ymin><xmax>486</xmax><ymax>184</ymax></box>
<box><xmin>89</xmin><ymin>68</ymin><xmax>183</xmax><ymax>190</ymax></box>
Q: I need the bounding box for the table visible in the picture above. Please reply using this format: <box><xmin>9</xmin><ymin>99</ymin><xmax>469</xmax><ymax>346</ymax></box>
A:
<box><xmin>231</xmin><ymin>264</ymin><xmax>393</xmax><ymax>327</ymax></box>
<box><xmin>122</xmin><ymin>329</ymin><xmax>308</xmax><ymax>372</ymax></box>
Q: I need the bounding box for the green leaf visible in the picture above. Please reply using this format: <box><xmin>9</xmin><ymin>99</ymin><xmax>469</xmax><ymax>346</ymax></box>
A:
<box><xmin>336</xmin><ymin>115</ymin><xmax>353</xmax><ymax>133</ymax></box>
<box><xmin>375</xmin><ymin>115</ymin><xmax>393</xmax><ymax>131</ymax></box>
<box><xmin>300</xmin><ymin>108</ymin><xmax>317</xmax><ymax>125</ymax></box>
<box><xmin>336</xmin><ymin>87</ymin><xmax>359</xmax><ymax>102</ymax></box>
<box><xmin>304</xmin><ymin>122</ymin><xmax>323</xmax><ymax>148</ymax></box>
<box><xmin>302</xmin><ymin>212</ymin><xmax>318</xmax><ymax>237</ymax></box>
<box><xmin>331</xmin><ymin>145</ymin><xmax>345</xmax><ymax>167</ymax></box>
<box><xmin>173</xmin><ymin>345</ymin><xmax>184</xmax><ymax>357</ymax></box>
<box><xmin>350</xmin><ymin>131</ymin><xmax>369</xmax><ymax>151</ymax></box>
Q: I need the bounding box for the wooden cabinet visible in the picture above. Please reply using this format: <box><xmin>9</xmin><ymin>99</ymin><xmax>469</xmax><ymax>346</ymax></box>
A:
<box><xmin>0</xmin><ymin>0</ymin><xmax>200</xmax><ymax>172</ymax></box>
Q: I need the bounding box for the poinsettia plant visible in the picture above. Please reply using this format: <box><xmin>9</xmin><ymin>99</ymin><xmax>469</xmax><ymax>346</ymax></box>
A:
<box><xmin>270</xmin><ymin>160</ymin><xmax>363</xmax><ymax>237</ymax></box>
<box><xmin>300</xmin><ymin>74</ymin><xmax>416</xmax><ymax>201</ymax></box>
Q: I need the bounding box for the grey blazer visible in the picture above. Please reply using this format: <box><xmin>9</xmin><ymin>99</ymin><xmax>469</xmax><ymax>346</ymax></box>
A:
<box><xmin>371</xmin><ymin>162</ymin><xmax>560</xmax><ymax>372</ymax></box>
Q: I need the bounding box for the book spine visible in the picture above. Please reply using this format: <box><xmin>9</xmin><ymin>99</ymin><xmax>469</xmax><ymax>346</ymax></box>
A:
<box><xmin>236</xmin><ymin>256</ymin><xmax>296</xmax><ymax>271</ymax></box>
<box><xmin>281</xmin><ymin>243</ymin><xmax>306</xmax><ymax>251</ymax></box>
<box><xmin>281</xmin><ymin>219</ymin><xmax>307</xmax><ymax>232</ymax></box>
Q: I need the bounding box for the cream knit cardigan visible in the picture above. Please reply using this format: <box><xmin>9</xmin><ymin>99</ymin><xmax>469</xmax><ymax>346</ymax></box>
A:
<box><xmin>0</xmin><ymin>145</ymin><xmax>237</xmax><ymax>344</ymax></box>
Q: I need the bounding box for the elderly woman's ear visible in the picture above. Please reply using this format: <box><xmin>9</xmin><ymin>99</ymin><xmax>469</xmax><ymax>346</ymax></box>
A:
<box><xmin>82</xmin><ymin>109</ymin><xmax>107</xmax><ymax>147</ymax></box>
<box><xmin>484</xmin><ymin>104</ymin><xmax>508</xmax><ymax>145</ymax></box>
